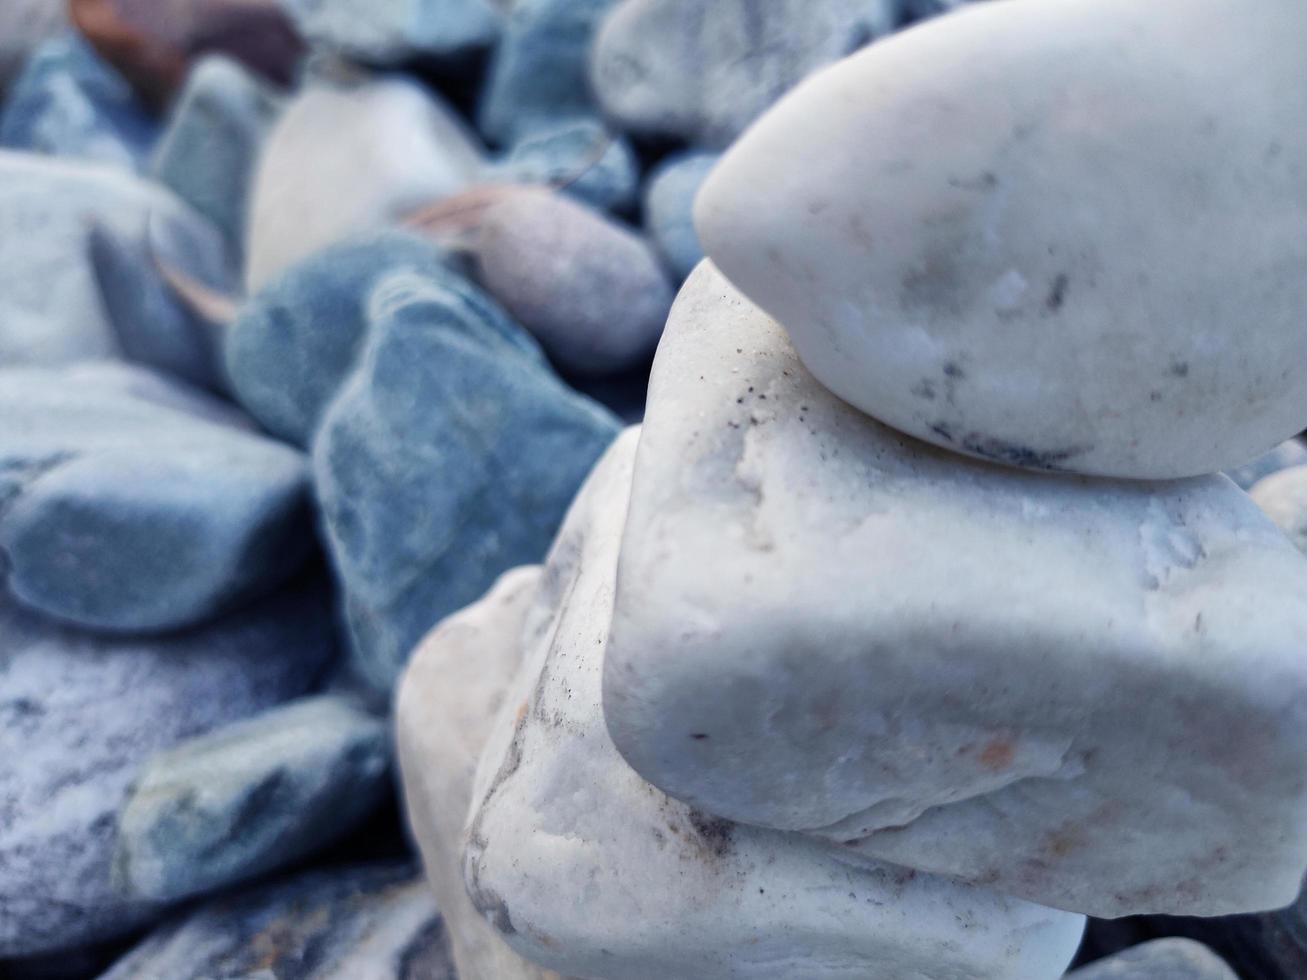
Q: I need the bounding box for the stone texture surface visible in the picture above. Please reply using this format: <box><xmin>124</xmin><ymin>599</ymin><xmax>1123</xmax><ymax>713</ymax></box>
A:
<box><xmin>0</xmin><ymin>362</ymin><xmax>312</xmax><ymax>633</ymax></box>
<box><xmin>283</xmin><ymin>0</ymin><xmax>502</xmax><ymax>64</ymax></box>
<box><xmin>0</xmin><ymin>583</ymin><xmax>335</xmax><ymax>958</ymax></box>
<box><xmin>0</xmin><ymin>150</ymin><xmax>234</xmax><ymax>385</ymax></box>
<box><xmin>591</xmin><ymin>0</ymin><xmax>896</xmax><ymax>147</ymax></box>
<box><xmin>643</xmin><ymin>149</ymin><xmax>718</xmax><ymax>280</ymax></box>
<box><xmin>0</xmin><ymin>0</ymin><xmax>67</xmax><ymax>94</ymax></box>
<box><xmin>1250</xmin><ymin>466</ymin><xmax>1307</xmax><ymax>557</ymax></box>
<box><xmin>397</xmin><ymin>566</ymin><xmax>567</xmax><ymax>980</ymax></box>
<box><xmin>0</xmin><ymin>32</ymin><xmax>157</xmax><ymax>170</ymax></box>
<box><xmin>470</xmin><ymin>186</ymin><xmax>673</xmax><ymax>375</ymax></box>
<box><xmin>151</xmin><ymin>55</ymin><xmax>283</xmax><ymax>253</ymax></box>
<box><xmin>1067</xmin><ymin>939</ymin><xmax>1238</xmax><ymax>979</ymax></box>
<box><xmin>97</xmin><ymin>862</ymin><xmax>453</xmax><ymax>980</ymax></box>
<box><xmin>604</xmin><ymin>261</ymin><xmax>1307</xmax><ymax>919</ymax></box>
<box><xmin>697</xmin><ymin>0</ymin><xmax>1307</xmax><ymax>479</ymax></box>
<box><xmin>463</xmin><ymin>428</ymin><xmax>1085</xmax><ymax>979</ymax></box>
<box><xmin>489</xmin><ymin>119</ymin><xmax>638</xmax><ymax>214</ymax></box>
<box><xmin>245</xmin><ymin>74</ymin><xmax>483</xmax><ymax>291</ymax></box>
<box><xmin>115</xmin><ymin>694</ymin><xmax>390</xmax><ymax>903</ymax></box>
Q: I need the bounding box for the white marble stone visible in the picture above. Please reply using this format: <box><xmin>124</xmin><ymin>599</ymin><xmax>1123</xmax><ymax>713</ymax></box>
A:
<box><xmin>245</xmin><ymin>74</ymin><xmax>483</xmax><ymax>291</ymax></box>
<box><xmin>696</xmin><ymin>0</ymin><xmax>1307</xmax><ymax>479</ymax></box>
<box><xmin>463</xmin><ymin>427</ymin><xmax>1085</xmax><ymax>980</ymax></box>
<box><xmin>603</xmin><ymin>261</ymin><xmax>1307</xmax><ymax>919</ymax></box>
<box><xmin>1251</xmin><ymin>466</ymin><xmax>1307</xmax><ymax>558</ymax></box>
<box><xmin>397</xmin><ymin>566</ymin><xmax>568</xmax><ymax>980</ymax></box>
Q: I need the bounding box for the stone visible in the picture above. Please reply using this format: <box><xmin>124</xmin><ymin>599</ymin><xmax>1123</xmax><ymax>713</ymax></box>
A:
<box><xmin>0</xmin><ymin>0</ymin><xmax>66</xmax><ymax>94</ymax></box>
<box><xmin>697</xmin><ymin>0</ymin><xmax>1307</xmax><ymax>479</ymax></box>
<box><xmin>591</xmin><ymin>0</ymin><xmax>896</xmax><ymax>147</ymax></box>
<box><xmin>0</xmin><ymin>33</ymin><xmax>158</xmax><ymax>171</ymax></box>
<box><xmin>488</xmin><ymin>118</ymin><xmax>639</xmax><ymax>214</ymax></box>
<box><xmin>463</xmin><ymin>428</ymin><xmax>1085</xmax><ymax>979</ymax></box>
<box><xmin>902</xmin><ymin>0</ymin><xmax>985</xmax><ymax>21</ymax></box>
<box><xmin>479</xmin><ymin>0</ymin><xmax>618</xmax><ymax>145</ymax></box>
<box><xmin>0</xmin><ymin>583</ymin><xmax>335</xmax><ymax>958</ymax></box>
<box><xmin>1226</xmin><ymin>437</ymin><xmax>1307</xmax><ymax>491</ymax></box>
<box><xmin>397</xmin><ymin>566</ymin><xmax>566</xmax><ymax>980</ymax></box>
<box><xmin>1151</xmin><ymin>888</ymin><xmax>1307</xmax><ymax>980</ymax></box>
<box><xmin>468</xmin><ymin>186</ymin><xmax>673</xmax><ymax>375</ymax></box>
<box><xmin>0</xmin><ymin>151</ymin><xmax>235</xmax><ymax>385</ymax></box>
<box><xmin>151</xmin><ymin>55</ymin><xmax>283</xmax><ymax>253</ymax></box>
<box><xmin>115</xmin><ymin>694</ymin><xmax>390</xmax><ymax>904</ymax></box>
<box><xmin>643</xmin><ymin>149</ymin><xmax>718</xmax><ymax>280</ymax></box>
<box><xmin>97</xmin><ymin>863</ymin><xmax>453</xmax><ymax>979</ymax></box>
<box><xmin>312</xmin><ymin>258</ymin><xmax>620</xmax><ymax>692</ymax></box>
<box><xmin>70</xmin><ymin>0</ymin><xmax>303</xmax><ymax>108</ymax></box>
<box><xmin>283</xmin><ymin>0</ymin><xmax>502</xmax><ymax>64</ymax></box>
<box><xmin>227</xmin><ymin>233</ymin><xmax>450</xmax><ymax>447</ymax></box>
<box><xmin>1067</xmin><ymin>939</ymin><xmax>1238</xmax><ymax>980</ymax></box>
<box><xmin>603</xmin><ymin>261</ymin><xmax>1307</xmax><ymax>919</ymax></box>
<box><xmin>0</xmin><ymin>362</ymin><xmax>312</xmax><ymax>633</ymax></box>
<box><xmin>245</xmin><ymin>73</ymin><xmax>484</xmax><ymax>291</ymax></box>
<box><xmin>1250</xmin><ymin>466</ymin><xmax>1307</xmax><ymax>557</ymax></box>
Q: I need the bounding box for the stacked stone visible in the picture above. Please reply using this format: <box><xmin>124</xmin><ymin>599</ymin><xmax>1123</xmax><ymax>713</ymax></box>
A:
<box><xmin>398</xmin><ymin>2</ymin><xmax>1307</xmax><ymax>977</ymax></box>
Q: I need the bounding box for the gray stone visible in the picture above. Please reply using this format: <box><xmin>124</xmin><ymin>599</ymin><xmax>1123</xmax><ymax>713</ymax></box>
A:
<box><xmin>463</xmin><ymin>429</ymin><xmax>1085</xmax><ymax>979</ymax></box>
<box><xmin>115</xmin><ymin>694</ymin><xmax>390</xmax><ymax>904</ymax></box>
<box><xmin>479</xmin><ymin>0</ymin><xmax>619</xmax><ymax>145</ymax></box>
<box><xmin>1226</xmin><ymin>438</ymin><xmax>1307</xmax><ymax>490</ymax></box>
<box><xmin>0</xmin><ymin>0</ymin><xmax>66</xmax><ymax>93</ymax></box>
<box><xmin>244</xmin><ymin>74</ymin><xmax>484</xmax><ymax>291</ymax></box>
<box><xmin>1067</xmin><ymin>939</ymin><xmax>1238</xmax><ymax>979</ymax></box>
<box><xmin>0</xmin><ymin>362</ymin><xmax>312</xmax><ymax>633</ymax></box>
<box><xmin>0</xmin><ymin>583</ymin><xmax>336</xmax><ymax>958</ymax></box>
<box><xmin>0</xmin><ymin>32</ymin><xmax>158</xmax><ymax>171</ymax></box>
<box><xmin>469</xmin><ymin>186</ymin><xmax>673</xmax><ymax>374</ymax></box>
<box><xmin>283</xmin><ymin>0</ymin><xmax>503</xmax><ymax>63</ymax></box>
<box><xmin>902</xmin><ymin>0</ymin><xmax>986</xmax><ymax>22</ymax></box>
<box><xmin>398</xmin><ymin>566</ymin><xmax>567</xmax><ymax>980</ymax></box>
<box><xmin>97</xmin><ymin>863</ymin><xmax>454</xmax><ymax>980</ymax></box>
<box><xmin>151</xmin><ymin>55</ymin><xmax>283</xmax><ymax>253</ymax></box>
<box><xmin>643</xmin><ymin>149</ymin><xmax>718</xmax><ymax>280</ymax></box>
<box><xmin>311</xmin><ymin>257</ymin><xmax>620</xmax><ymax>692</ymax></box>
<box><xmin>0</xmin><ymin>150</ymin><xmax>235</xmax><ymax>387</ymax></box>
<box><xmin>604</xmin><ymin>261</ymin><xmax>1307</xmax><ymax>919</ymax></box>
<box><xmin>489</xmin><ymin>118</ymin><xmax>639</xmax><ymax>214</ymax></box>
<box><xmin>591</xmin><ymin>0</ymin><xmax>897</xmax><ymax>147</ymax></box>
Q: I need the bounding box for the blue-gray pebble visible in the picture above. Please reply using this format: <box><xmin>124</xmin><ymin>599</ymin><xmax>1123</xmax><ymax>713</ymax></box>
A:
<box><xmin>1067</xmin><ymin>939</ymin><xmax>1238</xmax><ymax>979</ymax></box>
<box><xmin>489</xmin><ymin>118</ymin><xmax>639</xmax><ymax>213</ymax></box>
<box><xmin>643</xmin><ymin>149</ymin><xmax>719</xmax><ymax>281</ymax></box>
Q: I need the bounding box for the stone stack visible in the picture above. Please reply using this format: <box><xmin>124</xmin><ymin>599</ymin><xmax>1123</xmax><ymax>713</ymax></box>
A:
<box><xmin>399</xmin><ymin>2</ymin><xmax>1307</xmax><ymax>977</ymax></box>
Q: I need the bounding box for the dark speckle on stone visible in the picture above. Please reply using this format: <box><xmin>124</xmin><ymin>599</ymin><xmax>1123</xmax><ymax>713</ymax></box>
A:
<box><xmin>1170</xmin><ymin>361</ymin><xmax>1190</xmax><ymax>378</ymax></box>
<box><xmin>947</xmin><ymin>172</ymin><xmax>998</xmax><ymax>192</ymax></box>
<box><xmin>943</xmin><ymin>362</ymin><xmax>966</xmax><ymax>380</ymax></box>
<box><xmin>687</xmin><ymin>809</ymin><xmax>734</xmax><ymax>859</ymax></box>
<box><xmin>690</xmin><ymin>733</ymin><xmax>710</xmax><ymax>740</ymax></box>
<box><xmin>1045</xmin><ymin>273</ymin><xmax>1069</xmax><ymax>312</ymax></box>
<box><xmin>911</xmin><ymin>379</ymin><xmax>937</xmax><ymax>401</ymax></box>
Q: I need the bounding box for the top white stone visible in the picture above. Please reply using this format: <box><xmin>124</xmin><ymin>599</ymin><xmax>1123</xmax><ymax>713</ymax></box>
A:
<box><xmin>695</xmin><ymin>0</ymin><xmax>1307</xmax><ymax>479</ymax></box>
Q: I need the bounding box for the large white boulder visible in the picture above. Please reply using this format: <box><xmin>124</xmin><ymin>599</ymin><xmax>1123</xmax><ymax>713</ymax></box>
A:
<box><xmin>603</xmin><ymin>261</ymin><xmax>1307</xmax><ymax>919</ymax></box>
<box><xmin>696</xmin><ymin>0</ymin><xmax>1307</xmax><ymax>479</ymax></box>
<box><xmin>462</xmin><ymin>427</ymin><xmax>1085</xmax><ymax>980</ymax></box>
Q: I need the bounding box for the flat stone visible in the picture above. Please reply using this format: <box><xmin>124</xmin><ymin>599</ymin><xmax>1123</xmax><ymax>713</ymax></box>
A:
<box><xmin>70</xmin><ymin>0</ymin><xmax>303</xmax><ymax>107</ymax></box>
<box><xmin>97</xmin><ymin>863</ymin><xmax>453</xmax><ymax>980</ymax></box>
<box><xmin>0</xmin><ymin>362</ymin><xmax>313</xmax><ymax>633</ymax></box>
<box><xmin>696</xmin><ymin>0</ymin><xmax>1307</xmax><ymax>478</ymax></box>
<box><xmin>604</xmin><ymin>261</ymin><xmax>1307</xmax><ymax>919</ymax></box>
<box><xmin>0</xmin><ymin>583</ymin><xmax>335</xmax><ymax>958</ymax></box>
<box><xmin>488</xmin><ymin>118</ymin><xmax>639</xmax><ymax>214</ymax></box>
<box><xmin>0</xmin><ymin>0</ymin><xmax>66</xmax><ymax>93</ymax></box>
<box><xmin>478</xmin><ymin>0</ymin><xmax>619</xmax><ymax>145</ymax></box>
<box><xmin>1250</xmin><ymin>466</ymin><xmax>1307</xmax><ymax>557</ymax></box>
<box><xmin>245</xmin><ymin>73</ymin><xmax>484</xmax><ymax>291</ymax></box>
<box><xmin>151</xmin><ymin>55</ymin><xmax>283</xmax><ymax>253</ymax></box>
<box><xmin>1067</xmin><ymin>939</ymin><xmax>1238</xmax><ymax>979</ymax></box>
<box><xmin>115</xmin><ymin>694</ymin><xmax>390</xmax><ymax>904</ymax></box>
<box><xmin>643</xmin><ymin>149</ymin><xmax>719</xmax><ymax>280</ymax></box>
<box><xmin>591</xmin><ymin>0</ymin><xmax>896</xmax><ymax>147</ymax></box>
<box><xmin>469</xmin><ymin>186</ymin><xmax>673</xmax><ymax>375</ymax></box>
<box><xmin>283</xmin><ymin>0</ymin><xmax>502</xmax><ymax>64</ymax></box>
<box><xmin>0</xmin><ymin>151</ymin><xmax>234</xmax><ymax>386</ymax></box>
<box><xmin>0</xmin><ymin>32</ymin><xmax>158</xmax><ymax>171</ymax></box>
<box><xmin>398</xmin><ymin>566</ymin><xmax>569</xmax><ymax>980</ymax></box>
<box><xmin>1226</xmin><ymin>438</ymin><xmax>1307</xmax><ymax>491</ymax></box>
<box><xmin>463</xmin><ymin>427</ymin><xmax>1085</xmax><ymax>980</ymax></box>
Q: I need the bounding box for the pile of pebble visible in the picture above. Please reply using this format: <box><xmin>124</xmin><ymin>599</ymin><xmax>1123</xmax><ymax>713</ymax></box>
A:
<box><xmin>1</xmin><ymin>0</ymin><xmax>1305</xmax><ymax>977</ymax></box>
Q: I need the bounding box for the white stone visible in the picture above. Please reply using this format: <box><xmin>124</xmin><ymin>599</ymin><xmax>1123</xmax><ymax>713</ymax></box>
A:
<box><xmin>603</xmin><ymin>261</ymin><xmax>1307</xmax><ymax>919</ymax></box>
<box><xmin>245</xmin><ymin>74</ymin><xmax>483</xmax><ymax>291</ymax></box>
<box><xmin>397</xmin><ymin>566</ymin><xmax>568</xmax><ymax>980</ymax></box>
<box><xmin>695</xmin><ymin>0</ymin><xmax>1307</xmax><ymax>479</ymax></box>
<box><xmin>463</xmin><ymin>427</ymin><xmax>1085</xmax><ymax>980</ymax></box>
<box><xmin>1251</xmin><ymin>466</ymin><xmax>1307</xmax><ymax>558</ymax></box>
